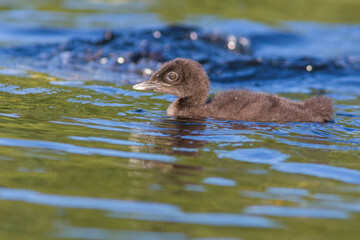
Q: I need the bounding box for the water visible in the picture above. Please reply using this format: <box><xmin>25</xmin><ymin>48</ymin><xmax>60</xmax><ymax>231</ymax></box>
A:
<box><xmin>0</xmin><ymin>1</ymin><xmax>360</xmax><ymax>240</ymax></box>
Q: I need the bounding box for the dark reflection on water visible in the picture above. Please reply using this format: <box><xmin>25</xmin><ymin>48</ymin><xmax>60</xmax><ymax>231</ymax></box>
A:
<box><xmin>1</xmin><ymin>22</ymin><xmax>360</xmax><ymax>87</ymax></box>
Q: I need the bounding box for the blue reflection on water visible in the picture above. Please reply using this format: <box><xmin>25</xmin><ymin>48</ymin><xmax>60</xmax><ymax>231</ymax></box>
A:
<box><xmin>244</xmin><ymin>206</ymin><xmax>349</xmax><ymax>219</ymax></box>
<box><xmin>109</xmin><ymin>212</ymin><xmax>278</xmax><ymax>228</ymax></box>
<box><xmin>0</xmin><ymin>137</ymin><xmax>175</xmax><ymax>162</ymax></box>
<box><xmin>68</xmin><ymin>136</ymin><xmax>146</xmax><ymax>146</ymax></box>
<box><xmin>217</xmin><ymin>148</ymin><xmax>289</xmax><ymax>164</ymax></box>
<box><xmin>266</xmin><ymin>187</ymin><xmax>309</xmax><ymax>196</ymax></box>
<box><xmin>0</xmin><ymin>83</ymin><xmax>57</xmax><ymax>95</ymax></box>
<box><xmin>218</xmin><ymin>148</ymin><xmax>360</xmax><ymax>185</ymax></box>
<box><xmin>184</xmin><ymin>184</ymin><xmax>206</xmax><ymax>192</ymax></box>
<box><xmin>54</xmin><ymin>226</ymin><xmax>187</xmax><ymax>240</ymax></box>
<box><xmin>242</xmin><ymin>187</ymin><xmax>309</xmax><ymax>203</ymax></box>
<box><xmin>203</xmin><ymin>177</ymin><xmax>237</xmax><ymax>186</ymax></box>
<box><xmin>0</xmin><ymin>187</ymin><xmax>279</xmax><ymax>228</ymax></box>
<box><xmin>0</xmin><ymin>113</ymin><xmax>20</xmax><ymax>118</ymax></box>
<box><xmin>272</xmin><ymin>163</ymin><xmax>360</xmax><ymax>185</ymax></box>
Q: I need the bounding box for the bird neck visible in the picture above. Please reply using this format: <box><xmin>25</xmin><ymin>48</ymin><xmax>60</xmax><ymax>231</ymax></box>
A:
<box><xmin>176</xmin><ymin>94</ymin><xmax>207</xmax><ymax>109</ymax></box>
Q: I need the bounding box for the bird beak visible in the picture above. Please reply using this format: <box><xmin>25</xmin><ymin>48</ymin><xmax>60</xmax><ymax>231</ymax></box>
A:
<box><xmin>133</xmin><ymin>78</ymin><xmax>158</xmax><ymax>91</ymax></box>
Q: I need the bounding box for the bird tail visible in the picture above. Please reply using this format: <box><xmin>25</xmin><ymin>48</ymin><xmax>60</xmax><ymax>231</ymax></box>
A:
<box><xmin>304</xmin><ymin>96</ymin><xmax>334</xmax><ymax>122</ymax></box>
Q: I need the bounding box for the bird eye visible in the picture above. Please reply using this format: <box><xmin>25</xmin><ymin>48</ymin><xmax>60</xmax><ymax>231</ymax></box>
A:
<box><xmin>167</xmin><ymin>71</ymin><xmax>178</xmax><ymax>81</ymax></box>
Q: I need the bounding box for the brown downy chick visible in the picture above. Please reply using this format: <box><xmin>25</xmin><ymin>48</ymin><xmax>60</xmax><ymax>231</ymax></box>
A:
<box><xmin>133</xmin><ymin>58</ymin><xmax>333</xmax><ymax>122</ymax></box>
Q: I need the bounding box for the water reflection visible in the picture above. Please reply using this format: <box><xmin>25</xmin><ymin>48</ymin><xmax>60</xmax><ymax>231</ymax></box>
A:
<box><xmin>0</xmin><ymin>137</ymin><xmax>175</xmax><ymax>162</ymax></box>
<box><xmin>217</xmin><ymin>148</ymin><xmax>289</xmax><ymax>164</ymax></box>
<box><xmin>272</xmin><ymin>163</ymin><xmax>360</xmax><ymax>185</ymax></box>
<box><xmin>0</xmin><ymin>83</ymin><xmax>57</xmax><ymax>95</ymax></box>
<box><xmin>0</xmin><ymin>11</ymin><xmax>360</xmax><ymax>239</ymax></box>
<box><xmin>128</xmin><ymin>118</ymin><xmax>207</xmax><ymax>170</ymax></box>
<box><xmin>127</xmin><ymin>119</ymin><xmax>203</xmax><ymax>150</ymax></box>
<box><xmin>0</xmin><ymin>187</ymin><xmax>279</xmax><ymax>228</ymax></box>
<box><xmin>244</xmin><ymin>206</ymin><xmax>349</xmax><ymax>219</ymax></box>
<box><xmin>203</xmin><ymin>177</ymin><xmax>236</xmax><ymax>186</ymax></box>
<box><xmin>54</xmin><ymin>226</ymin><xmax>187</xmax><ymax>240</ymax></box>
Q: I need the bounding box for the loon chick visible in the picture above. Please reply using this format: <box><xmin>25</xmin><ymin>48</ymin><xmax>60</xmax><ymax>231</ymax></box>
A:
<box><xmin>133</xmin><ymin>58</ymin><xmax>333</xmax><ymax>122</ymax></box>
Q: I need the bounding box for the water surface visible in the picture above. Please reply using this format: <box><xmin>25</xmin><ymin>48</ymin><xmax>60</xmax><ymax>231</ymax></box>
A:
<box><xmin>0</xmin><ymin>1</ymin><xmax>360</xmax><ymax>240</ymax></box>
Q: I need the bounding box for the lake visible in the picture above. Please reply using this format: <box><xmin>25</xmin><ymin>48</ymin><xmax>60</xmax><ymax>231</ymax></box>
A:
<box><xmin>0</xmin><ymin>1</ymin><xmax>360</xmax><ymax>239</ymax></box>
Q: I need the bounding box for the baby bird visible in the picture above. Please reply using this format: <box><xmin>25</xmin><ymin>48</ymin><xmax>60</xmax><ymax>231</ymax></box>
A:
<box><xmin>133</xmin><ymin>58</ymin><xmax>333</xmax><ymax>122</ymax></box>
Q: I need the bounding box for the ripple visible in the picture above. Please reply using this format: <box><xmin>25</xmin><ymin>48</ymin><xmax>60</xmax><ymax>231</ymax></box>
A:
<box><xmin>272</xmin><ymin>162</ymin><xmax>360</xmax><ymax>185</ymax></box>
<box><xmin>266</xmin><ymin>187</ymin><xmax>309</xmax><ymax>196</ymax></box>
<box><xmin>67</xmin><ymin>98</ymin><xmax>130</xmax><ymax>107</ymax></box>
<box><xmin>217</xmin><ymin>148</ymin><xmax>289</xmax><ymax>164</ymax></box>
<box><xmin>275</xmin><ymin>138</ymin><xmax>360</xmax><ymax>151</ymax></box>
<box><xmin>67</xmin><ymin>117</ymin><xmax>169</xmax><ymax>131</ymax></box>
<box><xmin>203</xmin><ymin>177</ymin><xmax>237</xmax><ymax>186</ymax></box>
<box><xmin>182</xmin><ymin>134</ymin><xmax>253</xmax><ymax>143</ymax></box>
<box><xmin>184</xmin><ymin>184</ymin><xmax>206</xmax><ymax>192</ymax></box>
<box><xmin>51</xmin><ymin>119</ymin><xmax>170</xmax><ymax>137</ymax></box>
<box><xmin>321</xmin><ymin>201</ymin><xmax>360</xmax><ymax>213</ymax></box>
<box><xmin>0</xmin><ymin>113</ymin><xmax>20</xmax><ymax>118</ymax></box>
<box><xmin>84</xmin><ymin>85</ymin><xmax>153</xmax><ymax>98</ymax></box>
<box><xmin>0</xmin><ymin>83</ymin><xmax>57</xmax><ymax>95</ymax></box>
<box><xmin>110</xmin><ymin>212</ymin><xmax>278</xmax><ymax>228</ymax></box>
<box><xmin>244</xmin><ymin>205</ymin><xmax>349</xmax><ymax>219</ymax></box>
<box><xmin>192</xmin><ymin>238</ymin><xmax>241</xmax><ymax>240</ymax></box>
<box><xmin>68</xmin><ymin>136</ymin><xmax>146</xmax><ymax>146</ymax></box>
<box><xmin>0</xmin><ymin>137</ymin><xmax>175</xmax><ymax>162</ymax></box>
<box><xmin>50</xmin><ymin>80</ymin><xmax>84</xmax><ymax>86</ymax></box>
<box><xmin>218</xmin><ymin>147</ymin><xmax>360</xmax><ymax>185</ymax></box>
<box><xmin>242</xmin><ymin>190</ymin><xmax>304</xmax><ymax>203</ymax></box>
<box><xmin>0</xmin><ymin>68</ymin><xmax>29</xmax><ymax>77</ymax></box>
<box><xmin>0</xmin><ymin>187</ymin><xmax>279</xmax><ymax>228</ymax></box>
<box><xmin>54</xmin><ymin>226</ymin><xmax>187</xmax><ymax>240</ymax></box>
<box><xmin>0</xmin><ymin>187</ymin><xmax>180</xmax><ymax>214</ymax></box>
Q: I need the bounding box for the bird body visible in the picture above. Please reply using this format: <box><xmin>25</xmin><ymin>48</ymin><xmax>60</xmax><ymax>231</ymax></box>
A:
<box><xmin>133</xmin><ymin>58</ymin><xmax>333</xmax><ymax>123</ymax></box>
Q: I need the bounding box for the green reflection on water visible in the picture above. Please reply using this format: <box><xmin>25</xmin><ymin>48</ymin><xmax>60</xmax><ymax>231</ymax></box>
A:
<box><xmin>0</xmin><ymin>72</ymin><xmax>360</xmax><ymax>239</ymax></box>
<box><xmin>0</xmin><ymin>0</ymin><xmax>360</xmax><ymax>25</ymax></box>
<box><xmin>153</xmin><ymin>0</ymin><xmax>360</xmax><ymax>23</ymax></box>
<box><xmin>0</xmin><ymin>0</ymin><xmax>360</xmax><ymax>239</ymax></box>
